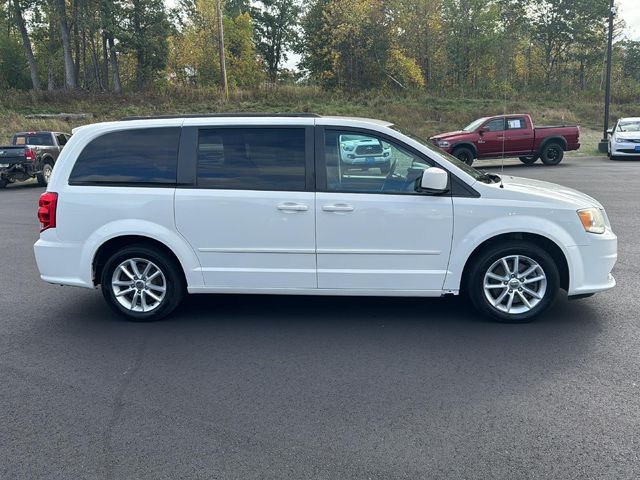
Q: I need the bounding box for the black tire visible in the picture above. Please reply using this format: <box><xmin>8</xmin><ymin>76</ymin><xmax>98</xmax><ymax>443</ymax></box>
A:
<box><xmin>0</xmin><ymin>178</ymin><xmax>8</xmax><ymax>189</ymax></box>
<box><xmin>37</xmin><ymin>162</ymin><xmax>53</xmax><ymax>186</ymax></box>
<box><xmin>100</xmin><ymin>244</ymin><xmax>185</xmax><ymax>321</ymax></box>
<box><xmin>540</xmin><ymin>143</ymin><xmax>564</xmax><ymax>165</ymax></box>
<box><xmin>453</xmin><ymin>147</ymin><xmax>475</xmax><ymax>166</ymax></box>
<box><xmin>465</xmin><ymin>240</ymin><xmax>560</xmax><ymax>323</ymax></box>
<box><xmin>519</xmin><ymin>156</ymin><xmax>538</xmax><ymax>165</ymax></box>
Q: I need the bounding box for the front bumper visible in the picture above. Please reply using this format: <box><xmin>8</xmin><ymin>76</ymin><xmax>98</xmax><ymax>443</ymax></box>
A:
<box><xmin>611</xmin><ymin>142</ymin><xmax>640</xmax><ymax>157</ymax></box>
<box><xmin>565</xmin><ymin>228</ymin><xmax>617</xmax><ymax>296</ymax></box>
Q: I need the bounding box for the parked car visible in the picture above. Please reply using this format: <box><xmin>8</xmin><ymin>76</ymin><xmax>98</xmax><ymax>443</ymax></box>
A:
<box><xmin>607</xmin><ymin>117</ymin><xmax>640</xmax><ymax>160</ymax></box>
<box><xmin>34</xmin><ymin>114</ymin><xmax>616</xmax><ymax>323</ymax></box>
<box><xmin>430</xmin><ymin>114</ymin><xmax>580</xmax><ymax>166</ymax></box>
<box><xmin>0</xmin><ymin>131</ymin><xmax>71</xmax><ymax>188</ymax></box>
<box><xmin>339</xmin><ymin>133</ymin><xmax>392</xmax><ymax>173</ymax></box>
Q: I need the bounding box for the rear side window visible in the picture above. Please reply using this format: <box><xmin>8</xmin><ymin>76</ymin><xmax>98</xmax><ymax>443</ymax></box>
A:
<box><xmin>69</xmin><ymin>128</ymin><xmax>180</xmax><ymax>185</ymax></box>
<box><xmin>197</xmin><ymin>128</ymin><xmax>306</xmax><ymax>191</ymax></box>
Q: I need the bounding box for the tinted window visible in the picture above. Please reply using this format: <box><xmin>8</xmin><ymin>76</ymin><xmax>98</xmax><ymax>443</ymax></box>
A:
<box><xmin>325</xmin><ymin>130</ymin><xmax>433</xmax><ymax>194</ymax></box>
<box><xmin>69</xmin><ymin>128</ymin><xmax>180</xmax><ymax>185</ymax></box>
<box><xmin>484</xmin><ymin>119</ymin><xmax>505</xmax><ymax>132</ymax></box>
<box><xmin>197</xmin><ymin>128</ymin><xmax>306</xmax><ymax>191</ymax></box>
<box><xmin>56</xmin><ymin>134</ymin><xmax>68</xmax><ymax>146</ymax></box>
<box><xmin>13</xmin><ymin>133</ymin><xmax>53</xmax><ymax>146</ymax></box>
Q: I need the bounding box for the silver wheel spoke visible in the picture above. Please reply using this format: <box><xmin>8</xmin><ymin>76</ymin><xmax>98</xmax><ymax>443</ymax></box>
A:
<box><xmin>522</xmin><ymin>286</ymin><xmax>542</xmax><ymax>299</ymax></box>
<box><xmin>513</xmin><ymin>256</ymin><xmax>520</xmax><ymax>275</ymax></box>
<box><xmin>142</xmin><ymin>262</ymin><xmax>152</xmax><ymax>277</ymax></box>
<box><xmin>129</xmin><ymin>260</ymin><xmax>141</xmax><ymax>278</ymax></box>
<box><xmin>493</xmin><ymin>288</ymin><xmax>509</xmax><ymax>306</ymax></box>
<box><xmin>145</xmin><ymin>290</ymin><xmax>162</xmax><ymax>303</ymax></box>
<box><xmin>523</xmin><ymin>275</ymin><xmax>545</xmax><ymax>284</ymax></box>
<box><xmin>501</xmin><ymin>258</ymin><xmax>511</xmax><ymax>274</ymax></box>
<box><xmin>130</xmin><ymin>291</ymin><xmax>139</xmax><ymax>310</ymax></box>
<box><xmin>517</xmin><ymin>291</ymin><xmax>532</xmax><ymax>309</ymax></box>
<box><xmin>484</xmin><ymin>283</ymin><xmax>506</xmax><ymax>290</ymax></box>
<box><xmin>487</xmin><ymin>272</ymin><xmax>507</xmax><ymax>282</ymax></box>
<box><xmin>119</xmin><ymin>265</ymin><xmax>135</xmax><ymax>280</ymax></box>
<box><xmin>147</xmin><ymin>270</ymin><xmax>162</xmax><ymax>281</ymax></box>
<box><xmin>141</xmin><ymin>292</ymin><xmax>148</xmax><ymax>312</ymax></box>
<box><xmin>113</xmin><ymin>280</ymin><xmax>132</xmax><ymax>287</ymax></box>
<box><xmin>506</xmin><ymin>292</ymin><xmax>515</xmax><ymax>312</ymax></box>
<box><xmin>115</xmin><ymin>287</ymin><xmax>135</xmax><ymax>297</ymax></box>
<box><xmin>520</xmin><ymin>265</ymin><xmax>537</xmax><ymax>278</ymax></box>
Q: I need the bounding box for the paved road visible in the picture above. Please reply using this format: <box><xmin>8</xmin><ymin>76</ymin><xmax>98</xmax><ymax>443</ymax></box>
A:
<box><xmin>1</xmin><ymin>156</ymin><xmax>639</xmax><ymax>479</ymax></box>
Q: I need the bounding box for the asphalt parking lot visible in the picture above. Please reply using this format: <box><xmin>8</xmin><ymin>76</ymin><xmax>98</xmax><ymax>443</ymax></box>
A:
<box><xmin>1</xmin><ymin>156</ymin><xmax>639</xmax><ymax>479</ymax></box>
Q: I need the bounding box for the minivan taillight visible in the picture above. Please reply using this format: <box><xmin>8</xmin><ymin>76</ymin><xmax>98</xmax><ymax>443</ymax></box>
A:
<box><xmin>25</xmin><ymin>148</ymin><xmax>36</xmax><ymax>161</ymax></box>
<box><xmin>38</xmin><ymin>192</ymin><xmax>58</xmax><ymax>232</ymax></box>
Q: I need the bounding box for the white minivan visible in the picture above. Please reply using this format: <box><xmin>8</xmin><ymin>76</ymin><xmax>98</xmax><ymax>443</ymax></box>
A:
<box><xmin>34</xmin><ymin>114</ymin><xmax>617</xmax><ymax>322</ymax></box>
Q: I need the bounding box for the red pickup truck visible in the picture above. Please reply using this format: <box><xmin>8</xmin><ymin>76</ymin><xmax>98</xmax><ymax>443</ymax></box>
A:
<box><xmin>429</xmin><ymin>114</ymin><xmax>580</xmax><ymax>166</ymax></box>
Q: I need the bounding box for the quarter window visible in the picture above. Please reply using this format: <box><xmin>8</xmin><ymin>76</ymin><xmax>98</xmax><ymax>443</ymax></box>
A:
<box><xmin>197</xmin><ymin>128</ymin><xmax>306</xmax><ymax>191</ymax></box>
<box><xmin>324</xmin><ymin>130</ymin><xmax>433</xmax><ymax>194</ymax></box>
<box><xmin>69</xmin><ymin>128</ymin><xmax>180</xmax><ymax>185</ymax></box>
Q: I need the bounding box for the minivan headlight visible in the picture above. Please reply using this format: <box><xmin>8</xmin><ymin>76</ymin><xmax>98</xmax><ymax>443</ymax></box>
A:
<box><xmin>577</xmin><ymin>208</ymin><xmax>605</xmax><ymax>234</ymax></box>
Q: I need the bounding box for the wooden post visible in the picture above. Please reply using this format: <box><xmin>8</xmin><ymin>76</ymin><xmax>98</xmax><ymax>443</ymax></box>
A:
<box><xmin>216</xmin><ymin>0</ymin><xmax>228</xmax><ymax>101</ymax></box>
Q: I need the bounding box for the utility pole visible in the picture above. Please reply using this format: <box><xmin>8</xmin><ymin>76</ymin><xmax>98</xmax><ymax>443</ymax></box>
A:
<box><xmin>216</xmin><ymin>0</ymin><xmax>229</xmax><ymax>101</ymax></box>
<box><xmin>599</xmin><ymin>0</ymin><xmax>616</xmax><ymax>153</ymax></box>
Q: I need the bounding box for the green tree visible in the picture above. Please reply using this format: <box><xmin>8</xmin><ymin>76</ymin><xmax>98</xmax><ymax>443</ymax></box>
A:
<box><xmin>252</xmin><ymin>0</ymin><xmax>301</xmax><ymax>82</ymax></box>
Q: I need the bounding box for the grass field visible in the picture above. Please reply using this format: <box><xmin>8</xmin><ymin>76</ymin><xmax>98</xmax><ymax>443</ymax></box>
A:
<box><xmin>0</xmin><ymin>86</ymin><xmax>630</xmax><ymax>155</ymax></box>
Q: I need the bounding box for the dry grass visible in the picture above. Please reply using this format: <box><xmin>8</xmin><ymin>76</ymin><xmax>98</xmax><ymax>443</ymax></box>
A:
<box><xmin>0</xmin><ymin>87</ymin><xmax>629</xmax><ymax>155</ymax></box>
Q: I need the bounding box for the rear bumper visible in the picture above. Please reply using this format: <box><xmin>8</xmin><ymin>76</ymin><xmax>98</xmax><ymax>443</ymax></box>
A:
<box><xmin>34</xmin><ymin>234</ymin><xmax>93</xmax><ymax>288</ymax></box>
<box><xmin>565</xmin><ymin>229</ymin><xmax>617</xmax><ymax>296</ymax></box>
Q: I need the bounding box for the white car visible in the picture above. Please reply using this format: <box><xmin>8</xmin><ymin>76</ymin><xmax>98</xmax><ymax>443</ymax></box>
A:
<box><xmin>608</xmin><ymin>117</ymin><xmax>640</xmax><ymax>159</ymax></box>
<box><xmin>339</xmin><ymin>134</ymin><xmax>392</xmax><ymax>173</ymax></box>
<box><xmin>34</xmin><ymin>114</ymin><xmax>617</xmax><ymax>323</ymax></box>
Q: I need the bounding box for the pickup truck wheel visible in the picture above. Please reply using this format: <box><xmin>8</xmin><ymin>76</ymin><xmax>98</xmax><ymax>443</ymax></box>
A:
<box><xmin>466</xmin><ymin>241</ymin><xmax>560</xmax><ymax>323</ymax></box>
<box><xmin>519</xmin><ymin>156</ymin><xmax>538</xmax><ymax>165</ymax></box>
<box><xmin>453</xmin><ymin>147</ymin><xmax>474</xmax><ymax>166</ymax></box>
<box><xmin>101</xmin><ymin>244</ymin><xmax>185</xmax><ymax>322</ymax></box>
<box><xmin>0</xmin><ymin>178</ymin><xmax>8</xmax><ymax>189</ymax></box>
<box><xmin>540</xmin><ymin>143</ymin><xmax>564</xmax><ymax>165</ymax></box>
<box><xmin>37</xmin><ymin>162</ymin><xmax>53</xmax><ymax>186</ymax></box>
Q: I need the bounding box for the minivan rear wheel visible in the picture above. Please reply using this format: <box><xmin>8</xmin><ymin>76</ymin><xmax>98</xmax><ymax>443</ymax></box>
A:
<box><xmin>100</xmin><ymin>244</ymin><xmax>185</xmax><ymax>321</ymax></box>
<box><xmin>466</xmin><ymin>241</ymin><xmax>560</xmax><ymax>323</ymax></box>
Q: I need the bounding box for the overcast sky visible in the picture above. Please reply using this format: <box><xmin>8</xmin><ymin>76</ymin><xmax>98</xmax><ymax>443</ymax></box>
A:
<box><xmin>618</xmin><ymin>0</ymin><xmax>640</xmax><ymax>40</ymax></box>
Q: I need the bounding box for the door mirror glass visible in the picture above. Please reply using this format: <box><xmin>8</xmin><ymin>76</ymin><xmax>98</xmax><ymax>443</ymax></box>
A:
<box><xmin>606</xmin><ymin>128</ymin><xmax>614</xmax><ymax>135</ymax></box>
<box><xmin>420</xmin><ymin>167</ymin><xmax>449</xmax><ymax>193</ymax></box>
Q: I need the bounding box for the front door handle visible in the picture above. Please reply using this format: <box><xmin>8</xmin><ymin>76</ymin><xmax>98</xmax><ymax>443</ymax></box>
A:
<box><xmin>322</xmin><ymin>204</ymin><xmax>354</xmax><ymax>213</ymax></box>
<box><xmin>277</xmin><ymin>202</ymin><xmax>308</xmax><ymax>212</ymax></box>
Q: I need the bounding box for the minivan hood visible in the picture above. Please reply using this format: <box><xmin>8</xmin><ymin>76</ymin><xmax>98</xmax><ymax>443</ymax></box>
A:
<box><xmin>493</xmin><ymin>175</ymin><xmax>602</xmax><ymax>209</ymax></box>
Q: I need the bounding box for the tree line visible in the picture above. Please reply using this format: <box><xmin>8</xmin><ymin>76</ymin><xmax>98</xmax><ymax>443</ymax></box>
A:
<box><xmin>1</xmin><ymin>0</ymin><xmax>639</xmax><ymax>98</ymax></box>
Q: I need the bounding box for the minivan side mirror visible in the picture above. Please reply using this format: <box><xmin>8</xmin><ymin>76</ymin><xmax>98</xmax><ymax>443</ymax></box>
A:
<box><xmin>606</xmin><ymin>128</ymin><xmax>614</xmax><ymax>135</ymax></box>
<box><xmin>419</xmin><ymin>167</ymin><xmax>449</xmax><ymax>194</ymax></box>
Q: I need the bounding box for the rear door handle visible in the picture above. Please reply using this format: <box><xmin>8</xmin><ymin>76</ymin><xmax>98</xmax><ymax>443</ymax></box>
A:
<box><xmin>322</xmin><ymin>204</ymin><xmax>354</xmax><ymax>213</ymax></box>
<box><xmin>277</xmin><ymin>202</ymin><xmax>308</xmax><ymax>212</ymax></box>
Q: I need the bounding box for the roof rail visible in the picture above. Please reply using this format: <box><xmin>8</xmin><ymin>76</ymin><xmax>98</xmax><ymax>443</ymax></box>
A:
<box><xmin>121</xmin><ymin>113</ymin><xmax>321</xmax><ymax>121</ymax></box>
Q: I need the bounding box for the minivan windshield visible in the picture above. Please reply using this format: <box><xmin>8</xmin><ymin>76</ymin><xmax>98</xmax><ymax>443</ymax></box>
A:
<box><xmin>393</xmin><ymin>127</ymin><xmax>489</xmax><ymax>182</ymax></box>
<box><xmin>463</xmin><ymin>118</ymin><xmax>487</xmax><ymax>132</ymax></box>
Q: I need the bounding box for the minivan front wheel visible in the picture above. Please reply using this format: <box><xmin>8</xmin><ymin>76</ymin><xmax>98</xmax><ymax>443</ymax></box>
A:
<box><xmin>466</xmin><ymin>241</ymin><xmax>560</xmax><ymax>322</ymax></box>
<box><xmin>101</xmin><ymin>245</ymin><xmax>185</xmax><ymax>321</ymax></box>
